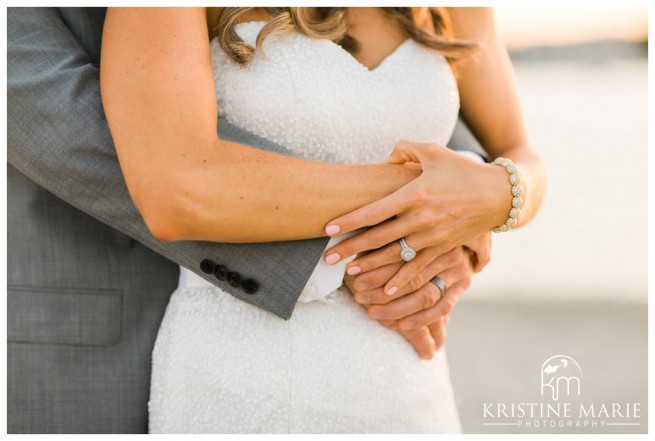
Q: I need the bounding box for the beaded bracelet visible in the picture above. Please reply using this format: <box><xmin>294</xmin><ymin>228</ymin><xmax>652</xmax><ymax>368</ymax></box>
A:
<box><xmin>491</xmin><ymin>157</ymin><xmax>523</xmax><ymax>233</ymax></box>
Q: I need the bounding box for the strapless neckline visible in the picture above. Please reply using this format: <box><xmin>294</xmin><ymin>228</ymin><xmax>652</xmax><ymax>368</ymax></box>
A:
<box><xmin>234</xmin><ymin>20</ymin><xmax>413</xmax><ymax>73</ymax></box>
<box><xmin>209</xmin><ymin>18</ymin><xmax>460</xmax><ymax>166</ymax></box>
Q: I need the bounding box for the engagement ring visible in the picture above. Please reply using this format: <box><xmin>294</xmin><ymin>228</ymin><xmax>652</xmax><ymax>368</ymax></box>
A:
<box><xmin>399</xmin><ymin>237</ymin><xmax>417</xmax><ymax>262</ymax></box>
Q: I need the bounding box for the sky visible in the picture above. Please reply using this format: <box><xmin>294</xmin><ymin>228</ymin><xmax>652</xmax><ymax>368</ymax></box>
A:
<box><xmin>494</xmin><ymin>7</ymin><xmax>648</xmax><ymax>49</ymax></box>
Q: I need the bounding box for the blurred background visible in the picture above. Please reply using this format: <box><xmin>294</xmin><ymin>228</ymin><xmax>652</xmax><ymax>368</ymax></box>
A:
<box><xmin>446</xmin><ymin>6</ymin><xmax>648</xmax><ymax>434</ymax></box>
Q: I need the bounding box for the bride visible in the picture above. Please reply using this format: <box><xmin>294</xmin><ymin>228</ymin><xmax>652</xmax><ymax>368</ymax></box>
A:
<box><xmin>100</xmin><ymin>6</ymin><xmax>546</xmax><ymax>433</ymax></box>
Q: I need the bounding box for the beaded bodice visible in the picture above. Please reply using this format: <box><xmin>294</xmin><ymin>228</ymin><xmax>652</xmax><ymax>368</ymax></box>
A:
<box><xmin>209</xmin><ymin>21</ymin><xmax>460</xmax><ymax>165</ymax></box>
<box><xmin>157</xmin><ymin>23</ymin><xmax>464</xmax><ymax>432</ymax></box>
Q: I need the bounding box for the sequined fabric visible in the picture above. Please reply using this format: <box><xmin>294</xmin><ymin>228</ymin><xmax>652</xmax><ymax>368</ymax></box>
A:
<box><xmin>150</xmin><ymin>21</ymin><xmax>462</xmax><ymax>433</ymax></box>
<box><xmin>212</xmin><ymin>21</ymin><xmax>459</xmax><ymax>164</ymax></box>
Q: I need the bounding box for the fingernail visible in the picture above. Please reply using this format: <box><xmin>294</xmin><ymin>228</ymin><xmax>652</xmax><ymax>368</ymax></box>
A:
<box><xmin>386</xmin><ymin>286</ymin><xmax>398</xmax><ymax>296</ymax></box>
<box><xmin>346</xmin><ymin>266</ymin><xmax>361</xmax><ymax>275</ymax></box>
<box><xmin>325</xmin><ymin>253</ymin><xmax>340</xmax><ymax>265</ymax></box>
<box><xmin>325</xmin><ymin>225</ymin><xmax>340</xmax><ymax>236</ymax></box>
<box><xmin>354</xmin><ymin>281</ymin><xmax>368</xmax><ymax>291</ymax></box>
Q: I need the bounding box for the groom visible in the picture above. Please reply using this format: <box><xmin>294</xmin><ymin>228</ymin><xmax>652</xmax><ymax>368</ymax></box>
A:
<box><xmin>7</xmin><ymin>7</ymin><xmax>488</xmax><ymax>434</ymax></box>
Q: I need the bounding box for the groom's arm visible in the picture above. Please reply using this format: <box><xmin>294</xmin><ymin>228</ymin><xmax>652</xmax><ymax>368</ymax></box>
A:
<box><xmin>8</xmin><ymin>7</ymin><xmax>487</xmax><ymax>320</ymax></box>
<box><xmin>7</xmin><ymin>7</ymin><xmax>326</xmax><ymax>320</ymax></box>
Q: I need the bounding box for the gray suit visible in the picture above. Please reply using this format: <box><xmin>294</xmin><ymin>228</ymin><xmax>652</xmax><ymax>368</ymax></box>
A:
<box><xmin>7</xmin><ymin>7</ymin><xmax>486</xmax><ymax>433</ymax></box>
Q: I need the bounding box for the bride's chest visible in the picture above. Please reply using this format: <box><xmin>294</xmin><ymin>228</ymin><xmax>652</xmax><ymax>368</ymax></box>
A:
<box><xmin>210</xmin><ymin>23</ymin><xmax>459</xmax><ymax>164</ymax></box>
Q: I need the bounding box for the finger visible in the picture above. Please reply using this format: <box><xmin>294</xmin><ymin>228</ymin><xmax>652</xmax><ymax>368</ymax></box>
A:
<box><xmin>428</xmin><ymin>317</ymin><xmax>448</xmax><ymax>351</ymax></box>
<box><xmin>477</xmin><ymin>233</ymin><xmax>492</xmax><ymax>272</ymax></box>
<box><xmin>342</xmin><ymin>272</ymin><xmax>357</xmax><ymax>295</ymax></box>
<box><xmin>463</xmin><ymin>231</ymin><xmax>492</xmax><ymax>273</ymax></box>
<box><xmin>358</xmin><ymin>280</ymin><xmax>427</xmax><ymax>306</ymax></box>
<box><xmin>325</xmin><ymin>214</ymin><xmax>420</xmax><ymax>264</ymax></box>
<box><xmin>353</xmin><ymin>277</ymin><xmax>412</xmax><ymax>307</ymax></box>
<box><xmin>398</xmin><ymin>283</ymin><xmax>467</xmax><ymax>330</ymax></box>
<box><xmin>364</xmin><ymin>227</ymin><xmax>459</xmax><ymax>267</ymax></box>
<box><xmin>378</xmin><ymin>318</ymin><xmax>399</xmax><ymax>331</ymax></box>
<box><xmin>375</xmin><ymin>251</ymin><xmax>473</xmax><ymax>321</ymax></box>
<box><xmin>462</xmin><ymin>246</ymin><xmax>478</xmax><ymax>272</ymax></box>
<box><xmin>398</xmin><ymin>325</ymin><xmax>437</xmax><ymax>360</ymax></box>
<box><xmin>351</xmin><ymin>290</ymin><xmax>371</xmax><ymax>306</ymax></box>
<box><xmin>380</xmin><ymin>247</ymin><xmax>469</xmax><ymax>301</ymax></box>
<box><xmin>343</xmin><ymin>273</ymin><xmax>373</xmax><ymax>306</ymax></box>
<box><xmin>325</xmin><ymin>186</ymin><xmax>414</xmax><ymax>237</ymax></box>
<box><xmin>383</xmin><ymin>246</ymin><xmax>465</xmax><ymax>296</ymax></box>
<box><xmin>385</xmin><ymin>140</ymin><xmax>432</xmax><ymax>165</ymax></box>
<box><xmin>351</xmin><ymin>246</ymin><xmax>433</xmax><ymax>292</ymax></box>
<box><xmin>327</xmin><ymin>196</ymin><xmax>465</xmax><ymax>266</ymax></box>
<box><xmin>329</xmin><ymin>216</ymin><xmax>451</xmax><ymax>266</ymax></box>
<box><xmin>363</xmin><ymin>251</ymin><xmax>462</xmax><ymax>309</ymax></box>
<box><xmin>350</xmin><ymin>262</ymin><xmax>403</xmax><ymax>293</ymax></box>
<box><xmin>346</xmin><ymin>241</ymin><xmax>404</xmax><ymax>273</ymax></box>
<box><xmin>367</xmin><ymin>282</ymin><xmax>443</xmax><ymax>321</ymax></box>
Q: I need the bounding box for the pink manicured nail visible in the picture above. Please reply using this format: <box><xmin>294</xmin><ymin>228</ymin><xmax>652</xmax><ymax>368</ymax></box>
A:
<box><xmin>346</xmin><ymin>266</ymin><xmax>361</xmax><ymax>275</ymax></box>
<box><xmin>386</xmin><ymin>286</ymin><xmax>398</xmax><ymax>296</ymax></box>
<box><xmin>325</xmin><ymin>253</ymin><xmax>340</xmax><ymax>265</ymax></box>
<box><xmin>325</xmin><ymin>224</ymin><xmax>341</xmax><ymax>236</ymax></box>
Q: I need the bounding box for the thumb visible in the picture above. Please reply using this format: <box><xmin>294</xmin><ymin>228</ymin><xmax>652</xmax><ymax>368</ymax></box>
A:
<box><xmin>385</xmin><ymin>140</ymin><xmax>427</xmax><ymax>164</ymax></box>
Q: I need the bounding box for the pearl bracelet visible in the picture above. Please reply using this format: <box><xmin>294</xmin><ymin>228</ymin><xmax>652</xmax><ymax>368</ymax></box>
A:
<box><xmin>491</xmin><ymin>157</ymin><xmax>523</xmax><ymax>233</ymax></box>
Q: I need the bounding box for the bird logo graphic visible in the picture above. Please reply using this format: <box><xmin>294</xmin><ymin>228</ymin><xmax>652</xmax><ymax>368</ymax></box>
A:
<box><xmin>541</xmin><ymin>355</ymin><xmax>582</xmax><ymax>401</ymax></box>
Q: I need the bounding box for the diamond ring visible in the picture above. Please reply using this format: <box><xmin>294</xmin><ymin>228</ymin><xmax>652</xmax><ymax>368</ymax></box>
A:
<box><xmin>430</xmin><ymin>276</ymin><xmax>447</xmax><ymax>298</ymax></box>
<box><xmin>399</xmin><ymin>237</ymin><xmax>417</xmax><ymax>262</ymax></box>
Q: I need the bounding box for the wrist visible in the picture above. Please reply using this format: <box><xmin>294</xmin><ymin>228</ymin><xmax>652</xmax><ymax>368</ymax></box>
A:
<box><xmin>483</xmin><ymin>162</ymin><xmax>514</xmax><ymax>229</ymax></box>
<box><xmin>489</xmin><ymin>157</ymin><xmax>524</xmax><ymax>232</ymax></box>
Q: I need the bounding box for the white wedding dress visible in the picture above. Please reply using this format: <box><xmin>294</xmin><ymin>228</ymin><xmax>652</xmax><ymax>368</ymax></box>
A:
<box><xmin>149</xmin><ymin>21</ymin><xmax>462</xmax><ymax>433</ymax></box>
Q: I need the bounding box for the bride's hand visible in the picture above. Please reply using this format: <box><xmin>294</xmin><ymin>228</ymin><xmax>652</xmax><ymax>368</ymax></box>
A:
<box><xmin>344</xmin><ymin>245</ymin><xmax>474</xmax><ymax>359</ymax></box>
<box><xmin>324</xmin><ymin>141</ymin><xmax>507</xmax><ymax>285</ymax></box>
<box><xmin>345</xmin><ymin>228</ymin><xmax>490</xmax><ymax>296</ymax></box>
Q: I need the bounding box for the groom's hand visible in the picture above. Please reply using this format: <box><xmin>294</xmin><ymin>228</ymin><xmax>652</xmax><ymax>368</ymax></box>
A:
<box><xmin>344</xmin><ymin>245</ymin><xmax>476</xmax><ymax>359</ymax></box>
<box><xmin>377</xmin><ymin>314</ymin><xmax>449</xmax><ymax>361</ymax></box>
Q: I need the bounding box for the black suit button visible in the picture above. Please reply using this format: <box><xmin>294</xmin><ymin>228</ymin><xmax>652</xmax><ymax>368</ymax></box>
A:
<box><xmin>215</xmin><ymin>265</ymin><xmax>228</xmax><ymax>281</ymax></box>
<box><xmin>242</xmin><ymin>278</ymin><xmax>260</xmax><ymax>295</ymax></box>
<box><xmin>227</xmin><ymin>271</ymin><xmax>242</xmax><ymax>288</ymax></box>
<box><xmin>200</xmin><ymin>259</ymin><xmax>216</xmax><ymax>274</ymax></box>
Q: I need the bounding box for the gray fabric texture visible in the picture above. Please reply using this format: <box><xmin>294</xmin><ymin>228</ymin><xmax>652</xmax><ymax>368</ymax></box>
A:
<box><xmin>7</xmin><ymin>7</ymin><xmax>327</xmax><ymax>321</ymax></box>
<box><xmin>6</xmin><ymin>7</ymin><xmax>323</xmax><ymax>434</ymax></box>
<box><xmin>7</xmin><ymin>164</ymin><xmax>179</xmax><ymax>433</ymax></box>
<box><xmin>7</xmin><ymin>7</ymin><xmax>487</xmax><ymax>434</ymax></box>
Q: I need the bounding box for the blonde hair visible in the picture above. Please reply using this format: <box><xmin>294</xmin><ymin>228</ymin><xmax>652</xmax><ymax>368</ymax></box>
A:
<box><xmin>208</xmin><ymin>7</ymin><xmax>477</xmax><ymax>66</ymax></box>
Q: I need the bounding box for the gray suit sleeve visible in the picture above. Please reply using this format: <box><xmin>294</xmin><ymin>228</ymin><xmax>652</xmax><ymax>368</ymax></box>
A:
<box><xmin>449</xmin><ymin>116</ymin><xmax>489</xmax><ymax>162</ymax></box>
<box><xmin>8</xmin><ymin>8</ymin><xmax>488</xmax><ymax>320</ymax></box>
<box><xmin>7</xmin><ymin>7</ymin><xmax>327</xmax><ymax>320</ymax></box>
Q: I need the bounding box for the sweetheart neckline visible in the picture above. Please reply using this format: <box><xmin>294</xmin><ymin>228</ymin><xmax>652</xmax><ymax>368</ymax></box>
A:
<box><xmin>232</xmin><ymin>20</ymin><xmax>413</xmax><ymax>73</ymax></box>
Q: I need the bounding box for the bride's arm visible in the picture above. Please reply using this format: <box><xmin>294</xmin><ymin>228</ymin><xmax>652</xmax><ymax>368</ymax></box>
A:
<box><xmin>324</xmin><ymin>7</ymin><xmax>547</xmax><ymax>270</ymax></box>
<box><xmin>100</xmin><ymin>7</ymin><xmax>416</xmax><ymax>243</ymax></box>
<box><xmin>447</xmin><ymin>7</ymin><xmax>547</xmax><ymax>226</ymax></box>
